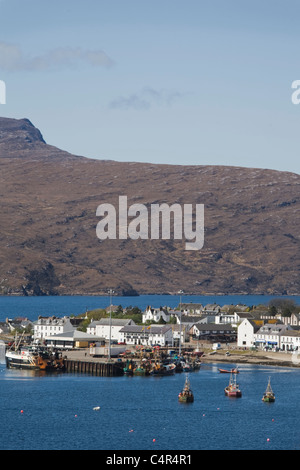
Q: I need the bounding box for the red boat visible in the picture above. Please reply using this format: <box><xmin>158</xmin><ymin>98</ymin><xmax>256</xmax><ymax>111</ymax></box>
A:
<box><xmin>224</xmin><ymin>373</ymin><xmax>242</xmax><ymax>398</ymax></box>
<box><xmin>219</xmin><ymin>367</ymin><xmax>239</xmax><ymax>374</ymax></box>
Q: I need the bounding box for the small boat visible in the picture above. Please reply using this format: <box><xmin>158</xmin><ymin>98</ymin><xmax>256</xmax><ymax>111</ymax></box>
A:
<box><xmin>219</xmin><ymin>367</ymin><xmax>239</xmax><ymax>374</ymax></box>
<box><xmin>224</xmin><ymin>372</ymin><xmax>242</xmax><ymax>398</ymax></box>
<box><xmin>262</xmin><ymin>377</ymin><xmax>275</xmax><ymax>403</ymax></box>
<box><xmin>178</xmin><ymin>375</ymin><xmax>194</xmax><ymax>403</ymax></box>
<box><xmin>123</xmin><ymin>359</ymin><xmax>134</xmax><ymax>376</ymax></box>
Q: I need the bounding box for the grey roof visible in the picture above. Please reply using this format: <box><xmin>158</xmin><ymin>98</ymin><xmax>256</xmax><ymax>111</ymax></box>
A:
<box><xmin>89</xmin><ymin>318</ymin><xmax>134</xmax><ymax>327</ymax></box>
<box><xmin>234</xmin><ymin>312</ymin><xmax>254</xmax><ymax>318</ymax></box>
<box><xmin>194</xmin><ymin>322</ymin><xmax>236</xmax><ymax>332</ymax></box>
<box><xmin>281</xmin><ymin>329</ymin><xmax>300</xmax><ymax>337</ymax></box>
<box><xmin>45</xmin><ymin>330</ymin><xmax>104</xmax><ymax>341</ymax></box>
<box><xmin>181</xmin><ymin>315</ymin><xmax>206</xmax><ymax>323</ymax></box>
<box><xmin>247</xmin><ymin>320</ymin><xmax>263</xmax><ymax>333</ymax></box>
<box><xmin>120</xmin><ymin>325</ymin><xmax>172</xmax><ymax>334</ymax></box>
<box><xmin>256</xmin><ymin>323</ymin><xmax>289</xmax><ymax>335</ymax></box>
<box><xmin>180</xmin><ymin>303</ymin><xmax>203</xmax><ymax>309</ymax></box>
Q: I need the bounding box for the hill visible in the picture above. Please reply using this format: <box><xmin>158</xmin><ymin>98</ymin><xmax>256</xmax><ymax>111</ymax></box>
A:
<box><xmin>0</xmin><ymin>117</ymin><xmax>299</xmax><ymax>296</ymax></box>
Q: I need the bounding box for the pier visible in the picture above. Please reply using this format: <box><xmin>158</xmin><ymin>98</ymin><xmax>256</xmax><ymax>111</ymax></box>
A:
<box><xmin>63</xmin><ymin>350</ymin><xmax>125</xmax><ymax>376</ymax></box>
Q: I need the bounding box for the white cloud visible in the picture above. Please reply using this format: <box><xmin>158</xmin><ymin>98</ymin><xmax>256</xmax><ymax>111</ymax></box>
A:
<box><xmin>0</xmin><ymin>41</ymin><xmax>114</xmax><ymax>71</ymax></box>
<box><xmin>109</xmin><ymin>87</ymin><xmax>186</xmax><ymax>110</ymax></box>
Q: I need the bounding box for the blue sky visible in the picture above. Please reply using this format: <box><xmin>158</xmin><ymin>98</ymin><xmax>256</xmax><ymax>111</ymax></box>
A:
<box><xmin>0</xmin><ymin>0</ymin><xmax>300</xmax><ymax>174</ymax></box>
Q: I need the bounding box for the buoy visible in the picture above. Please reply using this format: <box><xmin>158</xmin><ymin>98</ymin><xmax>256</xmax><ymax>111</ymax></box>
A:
<box><xmin>129</xmin><ymin>429</ymin><xmax>134</xmax><ymax>433</ymax></box>
<box><xmin>74</xmin><ymin>414</ymin><xmax>78</xmax><ymax>418</ymax></box>
<box><xmin>20</xmin><ymin>410</ymin><xmax>24</xmax><ymax>414</ymax></box>
<box><xmin>267</xmin><ymin>438</ymin><xmax>270</xmax><ymax>442</ymax></box>
<box><xmin>153</xmin><ymin>439</ymin><xmax>156</xmax><ymax>442</ymax></box>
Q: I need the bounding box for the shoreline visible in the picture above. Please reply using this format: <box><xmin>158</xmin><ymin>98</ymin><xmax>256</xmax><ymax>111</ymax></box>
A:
<box><xmin>201</xmin><ymin>351</ymin><xmax>300</xmax><ymax>368</ymax></box>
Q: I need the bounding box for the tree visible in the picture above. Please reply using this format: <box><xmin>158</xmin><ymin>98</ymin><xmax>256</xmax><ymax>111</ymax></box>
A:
<box><xmin>268</xmin><ymin>299</ymin><xmax>297</xmax><ymax>317</ymax></box>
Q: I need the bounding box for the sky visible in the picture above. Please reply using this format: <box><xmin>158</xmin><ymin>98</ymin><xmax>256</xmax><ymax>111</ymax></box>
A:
<box><xmin>0</xmin><ymin>0</ymin><xmax>300</xmax><ymax>174</ymax></box>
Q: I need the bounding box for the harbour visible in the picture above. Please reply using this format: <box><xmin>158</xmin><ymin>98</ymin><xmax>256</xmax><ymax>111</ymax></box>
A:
<box><xmin>1</xmin><ymin>294</ymin><xmax>300</xmax><ymax>450</ymax></box>
<box><xmin>1</xmin><ymin>361</ymin><xmax>300</xmax><ymax>450</ymax></box>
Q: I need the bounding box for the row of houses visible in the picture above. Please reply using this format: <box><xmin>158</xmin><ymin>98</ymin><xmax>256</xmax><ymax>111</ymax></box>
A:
<box><xmin>31</xmin><ymin>313</ymin><xmax>237</xmax><ymax>349</ymax></box>
<box><xmin>3</xmin><ymin>306</ymin><xmax>300</xmax><ymax>351</ymax></box>
<box><xmin>142</xmin><ymin>305</ymin><xmax>251</xmax><ymax>326</ymax></box>
<box><xmin>237</xmin><ymin>319</ymin><xmax>300</xmax><ymax>351</ymax></box>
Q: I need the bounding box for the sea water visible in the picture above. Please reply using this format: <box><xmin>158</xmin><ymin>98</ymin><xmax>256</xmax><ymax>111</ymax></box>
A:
<box><xmin>0</xmin><ymin>294</ymin><xmax>299</xmax><ymax>322</ymax></box>
<box><xmin>0</xmin><ymin>362</ymin><xmax>299</xmax><ymax>450</ymax></box>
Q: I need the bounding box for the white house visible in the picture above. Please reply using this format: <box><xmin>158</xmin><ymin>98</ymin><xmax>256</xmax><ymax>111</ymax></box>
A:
<box><xmin>87</xmin><ymin>318</ymin><xmax>135</xmax><ymax>342</ymax></box>
<box><xmin>280</xmin><ymin>329</ymin><xmax>300</xmax><ymax>351</ymax></box>
<box><xmin>281</xmin><ymin>313</ymin><xmax>300</xmax><ymax>327</ymax></box>
<box><xmin>119</xmin><ymin>324</ymin><xmax>173</xmax><ymax>346</ymax></box>
<box><xmin>33</xmin><ymin>316</ymin><xmax>75</xmax><ymax>341</ymax></box>
<box><xmin>142</xmin><ymin>306</ymin><xmax>172</xmax><ymax>324</ymax></box>
<box><xmin>237</xmin><ymin>319</ymin><xmax>264</xmax><ymax>348</ymax></box>
<box><xmin>216</xmin><ymin>311</ymin><xmax>254</xmax><ymax>327</ymax></box>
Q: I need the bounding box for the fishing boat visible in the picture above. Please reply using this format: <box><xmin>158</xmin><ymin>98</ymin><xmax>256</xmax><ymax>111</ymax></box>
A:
<box><xmin>178</xmin><ymin>375</ymin><xmax>194</xmax><ymax>403</ymax></box>
<box><xmin>151</xmin><ymin>361</ymin><xmax>176</xmax><ymax>376</ymax></box>
<box><xmin>133</xmin><ymin>361</ymin><xmax>152</xmax><ymax>376</ymax></box>
<box><xmin>5</xmin><ymin>346</ymin><xmax>64</xmax><ymax>371</ymax></box>
<box><xmin>5</xmin><ymin>348</ymin><xmax>40</xmax><ymax>370</ymax></box>
<box><xmin>219</xmin><ymin>366</ymin><xmax>239</xmax><ymax>374</ymax></box>
<box><xmin>262</xmin><ymin>377</ymin><xmax>275</xmax><ymax>402</ymax></box>
<box><xmin>180</xmin><ymin>361</ymin><xmax>191</xmax><ymax>372</ymax></box>
<box><xmin>224</xmin><ymin>372</ymin><xmax>242</xmax><ymax>397</ymax></box>
<box><xmin>5</xmin><ymin>333</ymin><xmax>64</xmax><ymax>371</ymax></box>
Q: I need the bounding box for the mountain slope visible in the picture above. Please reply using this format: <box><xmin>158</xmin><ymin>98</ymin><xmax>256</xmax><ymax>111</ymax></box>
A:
<box><xmin>0</xmin><ymin>117</ymin><xmax>299</xmax><ymax>295</ymax></box>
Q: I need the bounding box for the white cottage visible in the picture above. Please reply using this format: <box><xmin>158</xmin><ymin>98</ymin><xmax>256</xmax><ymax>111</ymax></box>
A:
<box><xmin>142</xmin><ymin>306</ymin><xmax>171</xmax><ymax>324</ymax></box>
<box><xmin>237</xmin><ymin>319</ymin><xmax>264</xmax><ymax>348</ymax></box>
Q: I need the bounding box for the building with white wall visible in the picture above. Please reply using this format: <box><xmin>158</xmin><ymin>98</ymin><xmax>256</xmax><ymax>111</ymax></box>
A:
<box><xmin>87</xmin><ymin>318</ymin><xmax>135</xmax><ymax>342</ymax></box>
<box><xmin>237</xmin><ymin>319</ymin><xmax>264</xmax><ymax>348</ymax></box>
<box><xmin>254</xmin><ymin>323</ymin><xmax>292</xmax><ymax>349</ymax></box>
<box><xmin>119</xmin><ymin>324</ymin><xmax>173</xmax><ymax>346</ymax></box>
<box><xmin>142</xmin><ymin>306</ymin><xmax>172</xmax><ymax>324</ymax></box>
<box><xmin>33</xmin><ymin>316</ymin><xmax>74</xmax><ymax>341</ymax></box>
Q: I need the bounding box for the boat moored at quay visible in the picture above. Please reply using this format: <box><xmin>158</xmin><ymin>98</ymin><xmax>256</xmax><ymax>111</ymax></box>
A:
<box><xmin>5</xmin><ymin>347</ymin><xmax>65</xmax><ymax>371</ymax></box>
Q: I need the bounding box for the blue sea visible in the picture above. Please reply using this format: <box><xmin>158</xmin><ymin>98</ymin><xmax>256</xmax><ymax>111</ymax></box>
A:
<box><xmin>1</xmin><ymin>294</ymin><xmax>300</xmax><ymax>451</ymax></box>
<box><xmin>0</xmin><ymin>293</ymin><xmax>299</xmax><ymax>322</ymax></box>
<box><xmin>0</xmin><ymin>363</ymin><xmax>300</xmax><ymax>451</ymax></box>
